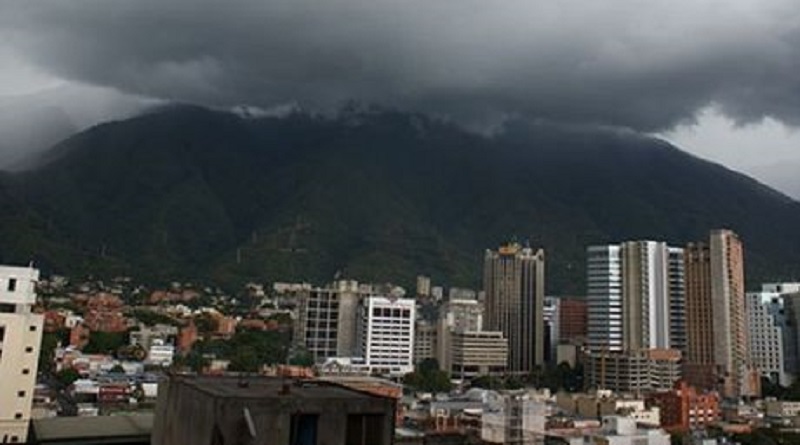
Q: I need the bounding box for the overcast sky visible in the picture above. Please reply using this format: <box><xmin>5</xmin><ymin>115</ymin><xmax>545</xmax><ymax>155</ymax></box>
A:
<box><xmin>1</xmin><ymin>1</ymin><xmax>799</xmax><ymax>191</ymax></box>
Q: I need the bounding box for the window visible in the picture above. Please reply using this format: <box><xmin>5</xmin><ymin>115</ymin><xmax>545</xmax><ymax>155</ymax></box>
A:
<box><xmin>14</xmin><ymin>412</ymin><xmax>22</xmax><ymax>419</ymax></box>
<box><xmin>22</xmin><ymin>369</ymin><xmax>30</xmax><ymax>375</ymax></box>
<box><xmin>25</xmin><ymin>347</ymin><xmax>33</xmax><ymax>353</ymax></box>
<box><xmin>290</xmin><ymin>414</ymin><xmax>318</xmax><ymax>445</ymax></box>
<box><xmin>29</xmin><ymin>326</ymin><xmax>36</xmax><ymax>332</ymax></box>
<box><xmin>0</xmin><ymin>303</ymin><xmax>14</xmax><ymax>313</ymax></box>
<box><xmin>7</xmin><ymin>278</ymin><xmax>16</xmax><ymax>292</ymax></box>
<box><xmin>0</xmin><ymin>326</ymin><xmax>5</xmax><ymax>342</ymax></box>
<box><xmin>345</xmin><ymin>414</ymin><xmax>384</xmax><ymax>445</ymax></box>
<box><xmin>11</xmin><ymin>436</ymin><xmax>19</xmax><ymax>443</ymax></box>
<box><xmin>18</xmin><ymin>390</ymin><xmax>25</xmax><ymax>397</ymax></box>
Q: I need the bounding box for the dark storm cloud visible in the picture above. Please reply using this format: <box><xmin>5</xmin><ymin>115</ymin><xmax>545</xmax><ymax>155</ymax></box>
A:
<box><xmin>4</xmin><ymin>0</ymin><xmax>800</xmax><ymax>131</ymax></box>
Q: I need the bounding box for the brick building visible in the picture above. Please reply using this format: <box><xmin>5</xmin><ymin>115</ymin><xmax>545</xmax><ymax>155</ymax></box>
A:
<box><xmin>645</xmin><ymin>380</ymin><xmax>720</xmax><ymax>433</ymax></box>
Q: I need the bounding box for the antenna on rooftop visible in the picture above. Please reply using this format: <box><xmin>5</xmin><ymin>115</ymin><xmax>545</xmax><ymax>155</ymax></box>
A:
<box><xmin>243</xmin><ymin>407</ymin><xmax>257</xmax><ymax>438</ymax></box>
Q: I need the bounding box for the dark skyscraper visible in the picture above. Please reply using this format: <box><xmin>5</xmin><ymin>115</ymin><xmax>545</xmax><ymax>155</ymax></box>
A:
<box><xmin>483</xmin><ymin>243</ymin><xmax>545</xmax><ymax>373</ymax></box>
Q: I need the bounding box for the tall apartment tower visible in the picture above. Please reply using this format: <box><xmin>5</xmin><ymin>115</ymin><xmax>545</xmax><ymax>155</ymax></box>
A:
<box><xmin>483</xmin><ymin>243</ymin><xmax>545</xmax><ymax>373</ymax></box>
<box><xmin>0</xmin><ymin>266</ymin><xmax>43</xmax><ymax>443</ymax></box>
<box><xmin>587</xmin><ymin>241</ymin><xmax>685</xmax><ymax>354</ymax></box>
<box><xmin>684</xmin><ymin>229</ymin><xmax>755</xmax><ymax>399</ymax></box>
<box><xmin>585</xmin><ymin>241</ymin><xmax>684</xmax><ymax>392</ymax></box>
<box><xmin>776</xmin><ymin>284</ymin><xmax>800</xmax><ymax>382</ymax></box>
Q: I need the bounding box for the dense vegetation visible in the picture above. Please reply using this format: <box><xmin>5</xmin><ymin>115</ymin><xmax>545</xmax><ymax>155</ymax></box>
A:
<box><xmin>2</xmin><ymin>106</ymin><xmax>800</xmax><ymax>292</ymax></box>
<box><xmin>187</xmin><ymin>328</ymin><xmax>292</xmax><ymax>373</ymax></box>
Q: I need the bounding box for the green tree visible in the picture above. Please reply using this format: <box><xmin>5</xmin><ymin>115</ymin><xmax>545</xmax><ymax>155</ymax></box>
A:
<box><xmin>228</xmin><ymin>345</ymin><xmax>262</xmax><ymax>372</ymax></box>
<box><xmin>288</xmin><ymin>348</ymin><xmax>314</xmax><ymax>367</ymax></box>
<box><xmin>83</xmin><ymin>331</ymin><xmax>129</xmax><ymax>354</ymax></box>
<box><xmin>403</xmin><ymin>361</ymin><xmax>452</xmax><ymax>393</ymax></box>
<box><xmin>131</xmin><ymin>309</ymin><xmax>179</xmax><ymax>326</ymax></box>
<box><xmin>181</xmin><ymin>351</ymin><xmax>210</xmax><ymax>373</ymax></box>
<box><xmin>194</xmin><ymin>314</ymin><xmax>219</xmax><ymax>335</ymax></box>
<box><xmin>38</xmin><ymin>332</ymin><xmax>62</xmax><ymax>375</ymax></box>
<box><xmin>470</xmin><ymin>375</ymin><xmax>503</xmax><ymax>390</ymax></box>
<box><xmin>418</xmin><ymin>358</ymin><xmax>440</xmax><ymax>374</ymax></box>
<box><xmin>55</xmin><ymin>368</ymin><xmax>81</xmax><ymax>387</ymax></box>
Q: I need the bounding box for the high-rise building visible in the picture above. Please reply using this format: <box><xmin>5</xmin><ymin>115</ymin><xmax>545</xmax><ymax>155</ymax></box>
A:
<box><xmin>684</xmin><ymin>229</ymin><xmax>756</xmax><ymax>398</ymax></box>
<box><xmin>483</xmin><ymin>243</ymin><xmax>545</xmax><ymax>373</ymax></box>
<box><xmin>0</xmin><ymin>266</ymin><xmax>43</xmax><ymax>443</ymax></box>
<box><xmin>747</xmin><ymin>283</ymin><xmax>800</xmax><ymax>387</ymax></box>
<box><xmin>778</xmin><ymin>285</ymin><xmax>800</xmax><ymax>381</ymax></box>
<box><xmin>357</xmin><ymin>296</ymin><xmax>416</xmax><ymax>375</ymax></box>
<box><xmin>747</xmin><ymin>289</ymin><xmax>791</xmax><ymax>387</ymax></box>
<box><xmin>544</xmin><ymin>296</ymin><xmax>560</xmax><ymax>363</ymax></box>
<box><xmin>587</xmin><ymin>241</ymin><xmax>684</xmax><ymax>354</ymax></box>
<box><xmin>586</xmin><ymin>241</ymin><xmax>684</xmax><ymax>392</ymax></box>
<box><xmin>294</xmin><ymin>280</ymin><xmax>377</xmax><ymax>363</ymax></box>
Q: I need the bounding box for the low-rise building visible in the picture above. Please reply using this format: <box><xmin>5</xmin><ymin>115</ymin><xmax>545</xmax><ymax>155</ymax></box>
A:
<box><xmin>414</xmin><ymin>320</ymin><xmax>437</xmax><ymax>365</ymax></box>
<box><xmin>585</xmin><ymin>349</ymin><xmax>681</xmax><ymax>393</ymax></box>
<box><xmin>147</xmin><ymin>339</ymin><xmax>175</xmax><ymax>366</ymax></box>
<box><xmin>449</xmin><ymin>330</ymin><xmax>507</xmax><ymax>381</ymax></box>
<box><xmin>764</xmin><ymin>399</ymin><xmax>800</xmax><ymax>419</ymax></box>
<box><xmin>151</xmin><ymin>375</ymin><xmax>396</xmax><ymax>445</ymax></box>
<box><xmin>552</xmin><ymin>417</ymin><xmax>670</xmax><ymax>445</ymax></box>
<box><xmin>556</xmin><ymin>391</ymin><xmax>659</xmax><ymax>426</ymax></box>
<box><xmin>645</xmin><ymin>381</ymin><xmax>720</xmax><ymax>433</ymax></box>
<box><xmin>481</xmin><ymin>392</ymin><xmax>547</xmax><ymax>445</ymax></box>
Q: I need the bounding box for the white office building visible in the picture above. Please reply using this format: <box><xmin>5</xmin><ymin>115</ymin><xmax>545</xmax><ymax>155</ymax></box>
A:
<box><xmin>747</xmin><ymin>283</ymin><xmax>800</xmax><ymax>387</ymax></box>
<box><xmin>148</xmin><ymin>339</ymin><xmax>176</xmax><ymax>366</ymax></box>
<box><xmin>0</xmin><ymin>266</ymin><xmax>43</xmax><ymax>443</ymax></box>
<box><xmin>357</xmin><ymin>296</ymin><xmax>416</xmax><ymax>375</ymax></box>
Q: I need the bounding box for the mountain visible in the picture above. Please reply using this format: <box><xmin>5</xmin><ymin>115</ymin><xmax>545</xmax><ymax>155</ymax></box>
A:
<box><xmin>1</xmin><ymin>105</ymin><xmax>800</xmax><ymax>293</ymax></box>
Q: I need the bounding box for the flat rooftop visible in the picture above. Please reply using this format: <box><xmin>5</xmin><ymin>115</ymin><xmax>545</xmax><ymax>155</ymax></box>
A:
<box><xmin>176</xmin><ymin>375</ymin><xmax>390</xmax><ymax>400</ymax></box>
<box><xmin>31</xmin><ymin>413</ymin><xmax>153</xmax><ymax>444</ymax></box>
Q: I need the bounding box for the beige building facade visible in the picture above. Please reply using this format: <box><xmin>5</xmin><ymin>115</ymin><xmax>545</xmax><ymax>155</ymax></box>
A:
<box><xmin>0</xmin><ymin>266</ymin><xmax>43</xmax><ymax>443</ymax></box>
<box><xmin>449</xmin><ymin>330</ymin><xmax>508</xmax><ymax>380</ymax></box>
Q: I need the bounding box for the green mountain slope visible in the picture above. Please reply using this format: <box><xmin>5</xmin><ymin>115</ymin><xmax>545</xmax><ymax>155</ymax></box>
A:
<box><xmin>2</xmin><ymin>106</ymin><xmax>799</xmax><ymax>293</ymax></box>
